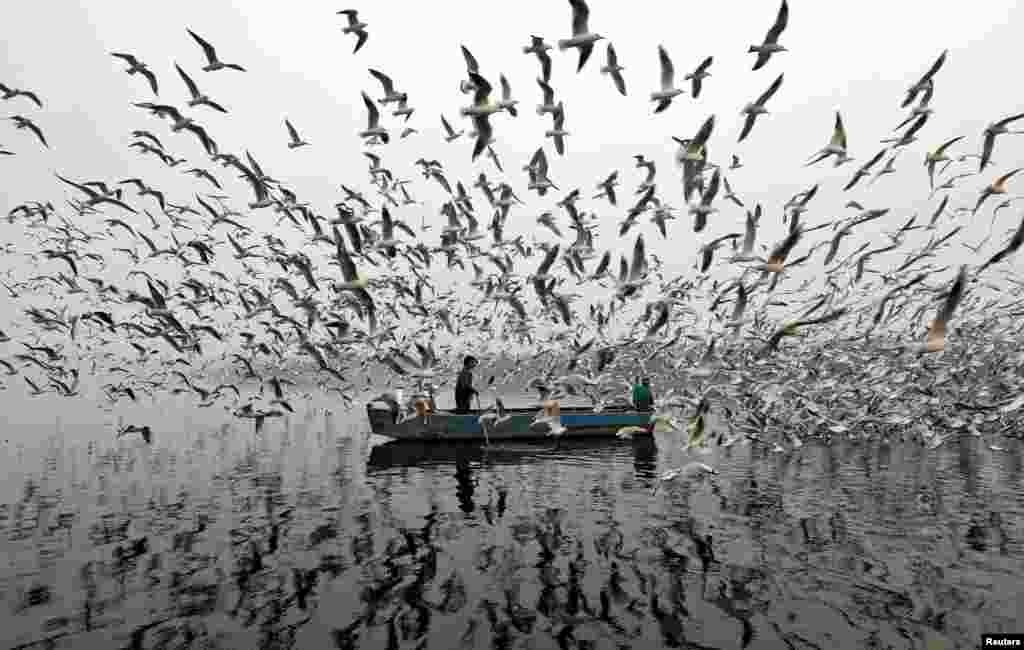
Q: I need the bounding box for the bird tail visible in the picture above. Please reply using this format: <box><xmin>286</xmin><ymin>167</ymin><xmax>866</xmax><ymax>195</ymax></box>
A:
<box><xmin>557</xmin><ymin>39</ymin><xmax>571</xmax><ymax>50</ymax></box>
<box><xmin>747</xmin><ymin>46</ymin><xmax>758</xmax><ymax>53</ymax></box>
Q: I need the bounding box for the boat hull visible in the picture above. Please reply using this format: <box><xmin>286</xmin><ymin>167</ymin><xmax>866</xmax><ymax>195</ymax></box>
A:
<box><xmin>365</xmin><ymin>403</ymin><xmax>652</xmax><ymax>441</ymax></box>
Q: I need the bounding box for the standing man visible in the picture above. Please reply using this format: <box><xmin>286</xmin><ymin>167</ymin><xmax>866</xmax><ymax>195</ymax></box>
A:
<box><xmin>631</xmin><ymin>376</ymin><xmax>654</xmax><ymax>411</ymax></box>
<box><xmin>454</xmin><ymin>355</ymin><xmax>479</xmax><ymax>413</ymax></box>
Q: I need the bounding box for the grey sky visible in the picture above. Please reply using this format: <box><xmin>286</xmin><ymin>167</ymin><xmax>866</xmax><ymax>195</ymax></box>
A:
<box><xmin>1</xmin><ymin>0</ymin><xmax>1023</xmax><ymax>333</ymax></box>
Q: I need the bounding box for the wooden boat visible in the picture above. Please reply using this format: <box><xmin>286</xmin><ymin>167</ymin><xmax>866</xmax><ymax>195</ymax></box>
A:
<box><xmin>365</xmin><ymin>399</ymin><xmax>653</xmax><ymax>441</ymax></box>
<box><xmin>368</xmin><ymin>436</ymin><xmax>657</xmax><ymax>470</ymax></box>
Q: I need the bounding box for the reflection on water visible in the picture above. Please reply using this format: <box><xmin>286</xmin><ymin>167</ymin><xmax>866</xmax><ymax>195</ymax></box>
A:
<box><xmin>1</xmin><ymin>409</ymin><xmax>1022</xmax><ymax>649</ymax></box>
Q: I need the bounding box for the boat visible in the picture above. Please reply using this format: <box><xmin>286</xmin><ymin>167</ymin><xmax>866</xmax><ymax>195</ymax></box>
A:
<box><xmin>368</xmin><ymin>436</ymin><xmax>657</xmax><ymax>470</ymax></box>
<box><xmin>365</xmin><ymin>398</ymin><xmax>653</xmax><ymax>442</ymax></box>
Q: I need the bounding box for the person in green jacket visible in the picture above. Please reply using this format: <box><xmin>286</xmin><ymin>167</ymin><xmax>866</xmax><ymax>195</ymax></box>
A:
<box><xmin>631</xmin><ymin>377</ymin><xmax>654</xmax><ymax>411</ymax></box>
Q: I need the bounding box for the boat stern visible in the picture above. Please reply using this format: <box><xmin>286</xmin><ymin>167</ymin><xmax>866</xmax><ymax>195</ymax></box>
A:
<box><xmin>366</xmin><ymin>400</ymin><xmax>399</xmax><ymax>435</ymax></box>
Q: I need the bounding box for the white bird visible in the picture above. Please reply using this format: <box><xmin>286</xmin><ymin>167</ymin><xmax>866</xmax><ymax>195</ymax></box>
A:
<box><xmin>337</xmin><ymin>9</ymin><xmax>369</xmax><ymax>53</ymax></box>
<box><xmin>806</xmin><ymin>111</ymin><xmax>852</xmax><ymax>167</ymax></box>
<box><xmin>358</xmin><ymin>91</ymin><xmax>389</xmax><ymax>143</ymax></box>
<box><xmin>546</xmin><ymin>102</ymin><xmax>569</xmax><ymax>156</ymax></box>
<box><xmin>557</xmin><ymin>0</ymin><xmax>604</xmax><ymax>73</ymax></box>
<box><xmin>440</xmin><ymin>114</ymin><xmax>463</xmax><ymax>143</ymax></box>
<box><xmin>601</xmin><ymin>43</ymin><xmax>627</xmax><ymax>96</ymax></box>
<box><xmin>284</xmin><ymin>119</ymin><xmax>309</xmax><ymax>149</ymax></box>
<box><xmin>186</xmin><ymin>29</ymin><xmax>245</xmax><ymax>72</ymax></box>
<box><xmin>650</xmin><ymin>45</ymin><xmax>685</xmax><ymax>113</ymax></box>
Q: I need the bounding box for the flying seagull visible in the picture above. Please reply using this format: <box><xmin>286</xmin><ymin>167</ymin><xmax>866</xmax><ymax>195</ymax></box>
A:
<box><xmin>285</xmin><ymin>119</ymin><xmax>309</xmax><ymax>148</ymax></box>
<box><xmin>738</xmin><ymin>73</ymin><xmax>783</xmax><ymax>142</ymax></box>
<box><xmin>684</xmin><ymin>56</ymin><xmax>713</xmax><ymax>99</ymax></box>
<box><xmin>110</xmin><ymin>53</ymin><xmax>159</xmax><ymax>95</ymax></box>
<box><xmin>901</xmin><ymin>49</ymin><xmax>947</xmax><ymax>109</ymax></box>
<box><xmin>0</xmin><ymin>83</ymin><xmax>43</xmax><ymax>108</ymax></box>
<box><xmin>186</xmin><ymin>29</ymin><xmax>246</xmax><ymax>71</ymax></box>
<box><xmin>651</xmin><ymin>46</ymin><xmax>685</xmax><ymax>114</ymax></box>
<box><xmin>600</xmin><ymin>43</ymin><xmax>627</xmax><ymax>96</ymax></box>
<box><xmin>749</xmin><ymin>0</ymin><xmax>789</xmax><ymax>71</ymax></box>
<box><xmin>805</xmin><ymin>111</ymin><xmax>851</xmax><ymax>167</ymax></box>
<box><xmin>337</xmin><ymin>9</ymin><xmax>369</xmax><ymax>53</ymax></box>
<box><xmin>558</xmin><ymin>0</ymin><xmax>604</xmax><ymax>73</ymax></box>
<box><xmin>175</xmin><ymin>64</ymin><xmax>227</xmax><ymax>112</ymax></box>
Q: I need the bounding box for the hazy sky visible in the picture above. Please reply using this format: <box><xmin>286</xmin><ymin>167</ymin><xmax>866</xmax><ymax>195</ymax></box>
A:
<box><xmin>2</xmin><ymin>0</ymin><xmax>1024</xmax><ymax>312</ymax></box>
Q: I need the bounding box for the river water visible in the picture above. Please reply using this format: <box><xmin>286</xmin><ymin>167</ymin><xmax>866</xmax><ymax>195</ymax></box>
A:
<box><xmin>1</xmin><ymin>395</ymin><xmax>1021</xmax><ymax>649</ymax></box>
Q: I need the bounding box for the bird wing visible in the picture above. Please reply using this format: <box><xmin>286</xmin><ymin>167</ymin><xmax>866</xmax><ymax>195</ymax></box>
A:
<box><xmin>831</xmin><ymin>111</ymin><xmax>846</xmax><ymax>149</ymax></box>
<box><xmin>440</xmin><ymin>114</ymin><xmax>455</xmax><ymax>137</ymax></box>
<box><xmin>933</xmin><ymin>265</ymin><xmax>967</xmax><ymax>331</ymax></box>
<box><xmin>764</xmin><ymin>0</ymin><xmax>789</xmax><ymax>44</ymax></box>
<box><xmin>569</xmin><ymin>0</ymin><xmax>591</xmax><ymax>36</ymax></box>
<box><xmin>368</xmin><ymin>68</ymin><xmax>395</xmax><ymax>95</ymax></box>
<box><xmin>469</xmin><ymin>72</ymin><xmax>493</xmax><ymax>105</ymax></box>
<box><xmin>768</xmin><ymin>226</ymin><xmax>802</xmax><ymax>262</ymax></box>
<box><xmin>658</xmin><ymin>46</ymin><xmax>675</xmax><ymax>89</ymax></box>
<box><xmin>175</xmin><ymin>64</ymin><xmax>200</xmax><ymax>98</ymax></box>
<box><xmin>537</xmin><ymin>243</ymin><xmax>560</xmax><ymax>276</ymax></box>
<box><xmin>737</xmin><ymin>114</ymin><xmax>757</xmax><ymax>143</ymax></box>
<box><xmin>361</xmin><ymin>91</ymin><xmax>380</xmax><ymax>128</ymax></box>
<box><xmin>756</xmin><ymin>73</ymin><xmax>784</xmax><ymax>106</ymax></box>
<box><xmin>471</xmin><ymin>115</ymin><xmax>492</xmax><ymax>161</ymax></box>
<box><xmin>629</xmin><ymin>234</ymin><xmax>646</xmax><ymax>281</ymax></box>
<box><xmin>606</xmin><ymin>42</ymin><xmax>618</xmax><ymax>67</ymax></box>
<box><xmin>353</xmin><ymin>30</ymin><xmax>368</xmax><ymax>53</ymax></box>
<box><xmin>461</xmin><ymin>45</ymin><xmax>480</xmax><ymax>74</ymax></box>
<box><xmin>187</xmin><ymin>29</ymin><xmax>217</xmax><ymax>63</ymax></box>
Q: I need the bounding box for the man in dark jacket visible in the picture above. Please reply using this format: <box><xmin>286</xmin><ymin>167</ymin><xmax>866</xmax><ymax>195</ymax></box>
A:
<box><xmin>454</xmin><ymin>355</ymin><xmax>478</xmax><ymax>413</ymax></box>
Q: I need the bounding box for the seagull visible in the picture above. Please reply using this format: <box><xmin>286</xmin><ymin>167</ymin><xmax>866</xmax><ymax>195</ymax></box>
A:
<box><xmin>979</xmin><ymin>113</ymin><xmax>1024</xmax><ymax>172</ymax></box>
<box><xmin>175</xmin><ymin>64</ymin><xmax>227</xmax><ymax>112</ymax></box>
<box><xmin>358</xmin><ymin>91</ymin><xmax>389</xmax><ymax>143</ymax></box>
<box><xmin>440</xmin><ymin>114</ymin><xmax>463</xmax><ymax>143</ymax></box>
<box><xmin>880</xmin><ymin>113</ymin><xmax>928</xmax><ymax>148</ymax></box>
<box><xmin>369</xmin><ymin>69</ymin><xmax>404</xmax><ymax>104</ymax></box>
<box><xmin>924</xmin><ymin>136</ymin><xmax>963</xmax><ymax>189</ymax></box>
<box><xmin>901</xmin><ymin>49</ymin><xmax>948</xmax><ymax>109</ymax></box>
<box><xmin>337</xmin><ymin>9</ymin><xmax>369</xmax><ymax>53</ymax></box>
<box><xmin>10</xmin><ymin>116</ymin><xmax>47</xmax><ymax>148</ymax></box>
<box><xmin>285</xmin><ymin>119</ymin><xmax>309</xmax><ymax>148</ymax></box>
<box><xmin>729</xmin><ymin>154</ymin><xmax>742</xmax><ymax>170</ymax></box>
<box><xmin>0</xmin><ymin>83</ymin><xmax>43</xmax><ymax>108</ymax></box>
<box><xmin>920</xmin><ymin>266</ymin><xmax>966</xmax><ymax>354</ymax></box>
<box><xmin>805</xmin><ymin>111</ymin><xmax>851</xmax><ymax>167</ymax></box>
<box><xmin>978</xmin><ymin>211</ymin><xmax>1024</xmax><ymax>274</ymax></box>
<box><xmin>684</xmin><ymin>56</ymin><xmax>713</xmax><ymax>99</ymax></box>
<box><xmin>546</xmin><ymin>102</ymin><xmax>569</xmax><ymax>156</ymax></box>
<box><xmin>523</xmin><ymin>36</ymin><xmax>553</xmax><ymax>82</ymax></box>
<box><xmin>600</xmin><ymin>43</ymin><xmax>627</xmax><ymax>96</ymax></box>
<box><xmin>497</xmin><ymin>75</ymin><xmax>518</xmax><ymax>116</ymax></box>
<box><xmin>186</xmin><ymin>29</ymin><xmax>245</xmax><ymax>72</ymax></box>
<box><xmin>843</xmin><ymin>148</ymin><xmax>887</xmax><ymax>191</ymax></box>
<box><xmin>974</xmin><ymin>168</ymin><xmax>1024</xmax><ymax>215</ymax></box>
<box><xmin>869</xmin><ymin>153</ymin><xmax>899</xmax><ymax>186</ymax></box>
<box><xmin>110</xmin><ymin>53</ymin><xmax>159</xmax><ymax>95</ymax></box>
<box><xmin>760</xmin><ymin>225</ymin><xmax>802</xmax><ymax>273</ymax></box>
<box><xmin>650</xmin><ymin>46</ymin><xmax>685</xmax><ymax>113</ymax></box>
<box><xmin>749</xmin><ymin>0</ymin><xmax>789</xmax><ymax>70</ymax></box>
<box><xmin>738</xmin><ymin>73</ymin><xmax>783</xmax><ymax>142</ymax></box>
<box><xmin>558</xmin><ymin>0</ymin><xmax>604</xmax><ymax>73</ymax></box>
<box><xmin>894</xmin><ymin>79</ymin><xmax>934</xmax><ymax>130</ymax></box>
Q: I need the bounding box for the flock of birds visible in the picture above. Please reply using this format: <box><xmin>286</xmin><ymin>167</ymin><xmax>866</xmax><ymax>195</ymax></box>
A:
<box><xmin>3</xmin><ymin>0</ymin><xmax>1024</xmax><ymax>465</ymax></box>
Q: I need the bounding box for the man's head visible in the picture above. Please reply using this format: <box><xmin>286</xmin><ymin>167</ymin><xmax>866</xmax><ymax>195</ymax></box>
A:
<box><xmin>642</xmin><ymin>377</ymin><xmax>650</xmax><ymax>387</ymax></box>
<box><xmin>464</xmin><ymin>355</ymin><xmax>478</xmax><ymax>369</ymax></box>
